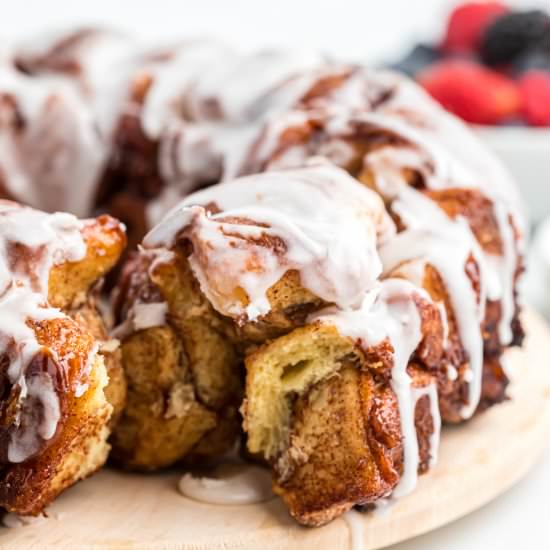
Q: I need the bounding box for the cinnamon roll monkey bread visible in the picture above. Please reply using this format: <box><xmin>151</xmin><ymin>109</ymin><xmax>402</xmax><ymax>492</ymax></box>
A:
<box><xmin>0</xmin><ymin>28</ymin><xmax>525</xmax><ymax>527</ymax></box>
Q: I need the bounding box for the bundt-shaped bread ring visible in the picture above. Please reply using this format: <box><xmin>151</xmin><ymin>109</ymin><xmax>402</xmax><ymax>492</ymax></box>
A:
<box><xmin>0</xmin><ymin>32</ymin><xmax>526</xmax><ymax>526</ymax></box>
<box><xmin>0</xmin><ymin>201</ymin><xmax>126</xmax><ymax>515</ymax></box>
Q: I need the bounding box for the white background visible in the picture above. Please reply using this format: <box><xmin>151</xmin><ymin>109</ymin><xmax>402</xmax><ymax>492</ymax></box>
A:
<box><xmin>3</xmin><ymin>1</ymin><xmax>550</xmax><ymax>548</ymax></box>
<box><xmin>3</xmin><ymin>0</ymin><xmax>548</xmax><ymax>63</ymax></box>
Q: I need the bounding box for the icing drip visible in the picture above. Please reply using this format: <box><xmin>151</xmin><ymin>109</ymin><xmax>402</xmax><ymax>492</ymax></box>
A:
<box><xmin>343</xmin><ymin>509</ymin><xmax>365</xmax><ymax>550</ymax></box>
<box><xmin>311</xmin><ymin>279</ymin><xmax>440</xmax><ymax>499</ymax></box>
<box><xmin>489</xmin><ymin>202</ymin><xmax>518</xmax><ymax>346</ymax></box>
<box><xmin>239</xmin><ymin>66</ymin><xmax>523</xmax><ymax>374</ymax></box>
<box><xmin>358</xmin><ymin>114</ymin><xmax>520</xmax><ymax>350</ymax></box>
<box><xmin>0</xmin><ymin>35</ymin><xmax>523</xmax><ymax>514</ymax></box>
<box><xmin>412</xmin><ymin>383</ymin><xmax>441</xmax><ymax>468</ymax></box>
<box><xmin>144</xmin><ymin>164</ymin><xmax>394</xmax><ymax>321</ymax></box>
<box><xmin>178</xmin><ymin>464</ymin><xmax>273</xmax><ymax>505</ymax></box>
<box><xmin>381</xmin><ymin>188</ymin><xmax>487</xmax><ymax>419</ymax></box>
<box><xmin>0</xmin><ymin>202</ymin><xmax>88</xmax><ymax>463</ymax></box>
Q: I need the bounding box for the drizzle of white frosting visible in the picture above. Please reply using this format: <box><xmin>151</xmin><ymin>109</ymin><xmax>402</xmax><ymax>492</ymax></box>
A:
<box><xmin>380</xmin><ymin>188</ymin><xmax>487</xmax><ymax>419</ymax></box>
<box><xmin>0</xmin><ymin>202</ymin><xmax>88</xmax><ymax>463</ymax></box>
<box><xmin>412</xmin><ymin>382</ymin><xmax>441</xmax><ymax>468</ymax></box>
<box><xmin>111</xmin><ymin>301</ymin><xmax>168</xmax><ymax>340</ymax></box>
<box><xmin>343</xmin><ymin>509</ymin><xmax>365</xmax><ymax>550</ymax></box>
<box><xmin>0</xmin><ymin>34</ymin><xmax>524</xmax><ymax>513</ymax></box>
<box><xmin>140</xmin><ymin>43</ymin><xmax>332</xmax><ymax>202</ymax></box>
<box><xmin>489</xmin><ymin>201</ymin><xmax>518</xmax><ymax>345</ymax></box>
<box><xmin>15</xmin><ymin>28</ymin><xmax>145</xmax><ymax>141</ymax></box>
<box><xmin>178</xmin><ymin>464</ymin><xmax>273</xmax><ymax>505</ymax></box>
<box><xmin>239</xmin><ymin>67</ymin><xmax>523</xmax><ymax>397</ymax></box>
<box><xmin>144</xmin><ymin>164</ymin><xmax>394</xmax><ymax>321</ymax></box>
<box><xmin>0</xmin><ymin>66</ymin><xmax>108</xmax><ymax>217</ymax></box>
<box><xmin>447</xmin><ymin>365</ymin><xmax>458</xmax><ymax>381</ymax></box>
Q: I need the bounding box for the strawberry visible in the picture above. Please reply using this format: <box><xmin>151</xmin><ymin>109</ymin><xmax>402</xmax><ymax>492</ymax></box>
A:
<box><xmin>441</xmin><ymin>2</ymin><xmax>510</xmax><ymax>54</ymax></box>
<box><xmin>518</xmin><ymin>70</ymin><xmax>550</xmax><ymax>126</ymax></box>
<box><xmin>418</xmin><ymin>60</ymin><xmax>520</xmax><ymax>125</ymax></box>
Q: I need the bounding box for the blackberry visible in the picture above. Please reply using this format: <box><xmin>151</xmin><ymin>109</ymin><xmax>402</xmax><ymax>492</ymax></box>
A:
<box><xmin>389</xmin><ymin>44</ymin><xmax>441</xmax><ymax>77</ymax></box>
<box><xmin>513</xmin><ymin>48</ymin><xmax>550</xmax><ymax>76</ymax></box>
<box><xmin>481</xmin><ymin>10</ymin><xmax>550</xmax><ymax>65</ymax></box>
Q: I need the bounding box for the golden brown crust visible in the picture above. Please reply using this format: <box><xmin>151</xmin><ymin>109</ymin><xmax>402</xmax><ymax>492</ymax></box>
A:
<box><xmin>109</xmin><ymin>326</ymin><xmax>219</xmax><ymax>470</ymax></box>
<box><xmin>274</xmin><ymin>366</ymin><xmax>437</xmax><ymax>526</ymax></box>
<box><xmin>425</xmin><ymin>189</ymin><xmax>502</xmax><ymax>255</ymax></box>
<box><xmin>0</xmin><ymin>212</ymin><xmax>126</xmax><ymax>515</ymax></box>
<box><xmin>0</xmin><ymin>319</ymin><xmax>111</xmax><ymax>515</ymax></box>
<box><xmin>243</xmin><ymin>307</ymin><xmax>442</xmax><ymax>526</ymax></box>
<box><xmin>111</xmin><ymin>250</ymin><xmax>242</xmax><ymax>470</ymax></box>
<box><xmin>48</xmin><ymin>214</ymin><xmax>127</xmax><ymax>310</ymax></box>
<box><xmin>72</xmin><ymin>300</ymin><xmax>127</xmax><ymax>427</ymax></box>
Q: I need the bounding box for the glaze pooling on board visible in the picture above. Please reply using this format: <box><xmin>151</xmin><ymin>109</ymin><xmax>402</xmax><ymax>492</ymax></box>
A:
<box><xmin>0</xmin><ymin>201</ymin><xmax>89</xmax><ymax>463</ymax></box>
<box><xmin>343</xmin><ymin>509</ymin><xmax>366</xmax><ymax>550</ymax></box>
<box><xmin>178</xmin><ymin>464</ymin><xmax>273</xmax><ymax>505</ymax></box>
<box><xmin>144</xmin><ymin>163</ymin><xmax>394</xmax><ymax>321</ymax></box>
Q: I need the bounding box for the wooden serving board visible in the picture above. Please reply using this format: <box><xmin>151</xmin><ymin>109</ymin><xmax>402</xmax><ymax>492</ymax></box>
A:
<box><xmin>3</xmin><ymin>309</ymin><xmax>550</xmax><ymax>550</ymax></box>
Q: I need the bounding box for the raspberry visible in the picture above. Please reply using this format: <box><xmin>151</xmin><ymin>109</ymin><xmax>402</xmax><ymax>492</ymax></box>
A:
<box><xmin>518</xmin><ymin>70</ymin><xmax>550</xmax><ymax>126</ymax></box>
<box><xmin>441</xmin><ymin>2</ymin><xmax>509</xmax><ymax>54</ymax></box>
<box><xmin>481</xmin><ymin>10</ymin><xmax>550</xmax><ymax>65</ymax></box>
<box><xmin>418</xmin><ymin>60</ymin><xmax>520</xmax><ymax>125</ymax></box>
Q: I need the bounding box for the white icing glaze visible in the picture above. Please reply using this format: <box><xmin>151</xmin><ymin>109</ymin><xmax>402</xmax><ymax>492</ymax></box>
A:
<box><xmin>0</xmin><ymin>34</ymin><xmax>524</xmax><ymax>512</ymax></box>
<box><xmin>178</xmin><ymin>464</ymin><xmax>273</xmax><ymax>505</ymax></box>
<box><xmin>139</xmin><ymin>43</ymin><xmax>333</xmax><ymax>201</ymax></box>
<box><xmin>489</xmin><ymin>201</ymin><xmax>518</xmax><ymax>345</ymax></box>
<box><xmin>343</xmin><ymin>509</ymin><xmax>365</xmax><ymax>550</ymax></box>
<box><xmin>380</xmin><ymin>187</ymin><xmax>487</xmax><ymax>419</ymax></box>
<box><xmin>447</xmin><ymin>365</ymin><xmax>458</xmax><ymax>381</ymax></box>
<box><xmin>372</xmin><ymin>497</ymin><xmax>394</xmax><ymax>518</ymax></box>
<box><xmin>0</xmin><ymin>66</ymin><xmax>108</xmax><ymax>217</ymax></box>
<box><xmin>2</xmin><ymin>512</ymin><xmax>47</xmax><ymax>528</ymax></box>
<box><xmin>144</xmin><ymin>164</ymin><xmax>394</xmax><ymax>321</ymax></box>
<box><xmin>15</xmin><ymin>28</ymin><xmax>144</xmax><ymax>141</ymax></box>
<box><xmin>2</xmin><ymin>39</ymin><xmax>524</xmax><ymax>344</ymax></box>
<box><xmin>132</xmin><ymin>302</ymin><xmax>168</xmax><ymax>331</ymax></box>
<box><xmin>239</xmin><ymin>66</ymin><xmax>523</xmax><ymax>387</ymax></box>
<box><xmin>412</xmin><ymin>382</ymin><xmax>441</xmax><ymax>468</ymax></box>
<box><xmin>142</xmin><ymin>43</ymin><xmax>324</xmax><ymax>136</ymax></box>
<box><xmin>0</xmin><ymin>202</ymin><xmax>88</xmax><ymax>463</ymax></box>
<box><xmin>111</xmin><ymin>301</ymin><xmax>168</xmax><ymax>340</ymax></box>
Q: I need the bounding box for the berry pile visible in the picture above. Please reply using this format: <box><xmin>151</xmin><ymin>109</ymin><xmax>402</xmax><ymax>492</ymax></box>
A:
<box><xmin>391</xmin><ymin>2</ymin><xmax>550</xmax><ymax>127</ymax></box>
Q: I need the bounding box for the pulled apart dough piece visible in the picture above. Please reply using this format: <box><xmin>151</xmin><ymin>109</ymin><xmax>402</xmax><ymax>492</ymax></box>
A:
<box><xmin>244</xmin><ymin>321</ymin><xmax>439</xmax><ymax>526</ymax></box>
